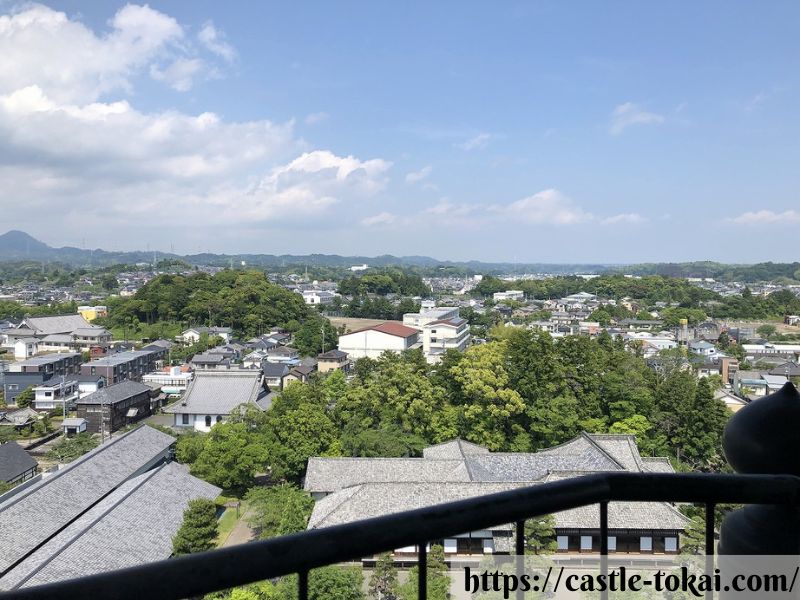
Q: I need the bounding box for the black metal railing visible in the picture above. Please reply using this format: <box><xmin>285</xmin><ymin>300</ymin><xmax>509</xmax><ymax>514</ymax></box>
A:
<box><xmin>2</xmin><ymin>472</ymin><xmax>799</xmax><ymax>600</ymax></box>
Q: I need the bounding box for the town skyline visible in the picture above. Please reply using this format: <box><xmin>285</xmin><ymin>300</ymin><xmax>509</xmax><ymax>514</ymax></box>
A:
<box><xmin>2</xmin><ymin>2</ymin><xmax>799</xmax><ymax>262</ymax></box>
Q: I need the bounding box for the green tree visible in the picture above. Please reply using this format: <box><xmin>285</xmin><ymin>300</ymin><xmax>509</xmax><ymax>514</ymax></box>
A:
<box><xmin>524</xmin><ymin>514</ymin><xmax>557</xmax><ymax>554</ymax></box>
<box><xmin>245</xmin><ymin>484</ymin><xmax>314</xmax><ymax>540</ymax></box>
<box><xmin>449</xmin><ymin>341</ymin><xmax>526</xmax><ymax>450</ymax></box>
<box><xmin>174</xmin><ymin>431</ymin><xmax>207</xmax><ymax>464</ymax></box>
<box><xmin>757</xmin><ymin>324</ymin><xmax>777</xmax><ymax>339</ymax></box>
<box><xmin>172</xmin><ymin>498</ymin><xmax>219</xmax><ymax>555</ymax></box>
<box><xmin>293</xmin><ymin>315</ymin><xmax>339</xmax><ymax>356</ymax></box>
<box><xmin>398</xmin><ymin>544</ymin><xmax>449</xmax><ymax>600</ymax></box>
<box><xmin>14</xmin><ymin>386</ymin><xmax>34</xmax><ymax>409</ymax></box>
<box><xmin>191</xmin><ymin>421</ymin><xmax>269</xmax><ymax>489</ymax></box>
<box><xmin>368</xmin><ymin>553</ymin><xmax>399</xmax><ymax>600</ymax></box>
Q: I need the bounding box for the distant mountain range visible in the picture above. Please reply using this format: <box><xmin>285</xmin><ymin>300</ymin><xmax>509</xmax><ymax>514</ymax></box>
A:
<box><xmin>1</xmin><ymin>230</ymin><xmax>798</xmax><ymax>282</ymax></box>
<box><xmin>0</xmin><ymin>230</ymin><xmax>611</xmax><ymax>274</ymax></box>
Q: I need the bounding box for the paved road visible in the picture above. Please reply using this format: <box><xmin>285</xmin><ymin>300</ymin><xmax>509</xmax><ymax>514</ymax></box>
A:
<box><xmin>221</xmin><ymin>509</ymin><xmax>255</xmax><ymax>547</ymax></box>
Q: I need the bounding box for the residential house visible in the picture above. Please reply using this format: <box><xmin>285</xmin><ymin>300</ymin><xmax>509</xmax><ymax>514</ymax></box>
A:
<box><xmin>305</xmin><ymin>434</ymin><xmax>687</xmax><ymax>556</ymax></box>
<box><xmin>190</xmin><ymin>352</ymin><xmax>231</xmax><ymax>370</ymax></box>
<box><xmin>31</xmin><ymin>378</ymin><xmax>80</xmax><ymax>411</ymax></box>
<box><xmin>164</xmin><ymin>370</ymin><xmax>271</xmax><ymax>432</ymax></box>
<box><xmin>284</xmin><ymin>363</ymin><xmax>316</xmax><ymax>386</ymax></box>
<box><xmin>0</xmin><ymin>426</ymin><xmax>220</xmax><ymax>590</ymax></box>
<box><xmin>264</xmin><ymin>345</ymin><xmax>300</xmax><ymax>364</ymax></box>
<box><xmin>689</xmin><ymin>340</ymin><xmax>717</xmax><ymax>358</ymax></box>
<box><xmin>317</xmin><ymin>349</ymin><xmax>349</xmax><ymax>373</ymax></box>
<box><xmin>179</xmin><ymin>327</ymin><xmax>232</xmax><ymax>345</ymax></box>
<box><xmin>76</xmin><ymin>374</ymin><xmax>105</xmax><ymax>398</ymax></box>
<box><xmin>337</xmin><ymin>322</ymin><xmax>422</xmax><ymax>359</ymax></box>
<box><xmin>0</xmin><ymin>442</ymin><xmax>37</xmax><ymax>486</ymax></box>
<box><xmin>0</xmin><ymin>407</ymin><xmax>38</xmax><ymax>433</ymax></box>
<box><xmin>76</xmin><ymin>380</ymin><xmax>155</xmax><ymax>434</ymax></box>
<box><xmin>12</xmin><ymin>339</ymin><xmax>38</xmax><ymax>360</ymax></box>
<box><xmin>16</xmin><ymin>314</ymin><xmax>111</xmax><ymax>352</ymax></box>
<box><xmin>262</xmin><ymin>362</ymin><xmax>290</xmax><ymax>390</ymax></box>
<box><xmin>2</xmin><ymin>372</ymin><xmax>54</xmax><ymax>406</ymax></box>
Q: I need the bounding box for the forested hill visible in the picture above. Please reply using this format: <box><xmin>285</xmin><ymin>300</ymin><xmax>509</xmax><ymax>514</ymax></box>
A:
<box><xmin>612</xmin><ymin>261</ymin><xmax>800</xmax><ymax>282</ymax></box>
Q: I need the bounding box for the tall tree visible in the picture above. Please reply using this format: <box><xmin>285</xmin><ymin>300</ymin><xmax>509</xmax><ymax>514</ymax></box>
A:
<box><xmin>368</xmin><ymin>553</ymin><xmax>399</xmax><ymax>600</ymax></box>
<box><xmin>172</xmin><ymin>498</ymin><xmax>219</xmax><ymax>555</ymax></box>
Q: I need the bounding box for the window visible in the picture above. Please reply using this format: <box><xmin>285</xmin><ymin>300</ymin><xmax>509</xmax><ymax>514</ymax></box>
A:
<box><xmin>580</xmin><ymin>535</ymin><xmax>593</xmax><ymax>551</ymax></box>
<box><xmin>557</xmin><ymin>536</ymin><xmax>569</xmax><ymax>551</ymax></box>
<box><xmin>205</xmin><ymin>415</ymin><xmax>212</xmax><ymax>427</ymax></box>
<box><xmin>608</xmin><ymin>536</ymin><xmax>617</xmax><ymax>552</ymax></box>
<box><xmin>640</xmin><ymin>536</ymin><xmax>653</xmax><ymax>552</ymax></box>
<box><xmin>182</xmin><ymin>414</ymin><xmax>189</xmax><ymax>425</ymax></box>
<box><xmin>665</xmin><ymin>537</ymin><xmax>678</xmax><ymax>552</ymax></box>
<box><xmin>216</xmin><ymin>416</ymin><xmax>222</xmax><ymax>423</ymax></box>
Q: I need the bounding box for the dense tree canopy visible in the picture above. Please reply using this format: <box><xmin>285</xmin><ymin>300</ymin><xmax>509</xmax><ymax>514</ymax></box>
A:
<box><xmin>102</xmin><ymin>270</ymin><xmax>309</xmax><ymax>337</ymax></box>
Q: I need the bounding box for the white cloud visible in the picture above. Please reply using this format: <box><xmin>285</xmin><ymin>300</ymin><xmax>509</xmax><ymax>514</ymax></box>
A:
<box><xmin>0</xmin><ymin>4</ymin><xmax>392</xmax><ymax>232</ymax></box>
<box><xmin>424</xmin><ymin>200</ymin><xmax>479</xmax><ymax>217</ymax></box>
<box><xmin>197</xmin><ymin>21</ymin><xmax>236</xmax><ymax>62</ymax></box>
<box><xmin>727</xmin><ymin>210</ymin><xmax>800</xmax><ymax>225</ymax></box>
<box><xmin>360</xmin><ymin>212</ymin><xmax>396</xmax><ymax>227</ymax></box>
<box><xmin>405</xmin><ymin>165</ymin><xmax>432</xmax><ymax>184</ymax></box>
<box><xmin>497</xmin><ymin>189</ymin><xmax>593</xmax><ymax>225</ymax></box>
<box><xmin>150</xmin><ymin>58</ymin><xmax>205</xmax><ymax>92</ymax></box>
<box><xmin>304</xmin><ymin>111</ymin><xmax>329</xmax><ymax>125</ymax></box>
<box><xmin>0</xmin><ymin>4</ymin><xmax>185</xmax><ymax>103</ymax></box>
<box><xmin>610</xmin><ymin>102</ymin><xmax>665</xmax><ymax>135</ymax></box>
<box><xmin>600</xmin><ymin>213</ymin><xmax>647</xmax><ymax>225</ymax></box>
<box><xmin>457</xmin><ymin>132</ymin><xmax>491</xmax><ymax>151</ymax></box>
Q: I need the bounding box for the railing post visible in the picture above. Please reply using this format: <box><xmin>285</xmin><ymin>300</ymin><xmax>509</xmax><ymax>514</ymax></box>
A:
<box><xmin>515</xmin><ymin>520</ymin><xmax>525</xmax><ymax>555</ymax></box>
<box><xmin>418</xmin><ymin>542</ymin><xmax>427</xmax><ymax>600</ymax></box>
<box><xmin>298</xmin><ymin>569</ymin><xmax>308</xmax><ymax>600</ymax></box>
<box><xmin>600</xmin><ymin>502</ymin><xmax>608</xmax><ymax>600</ymax></box>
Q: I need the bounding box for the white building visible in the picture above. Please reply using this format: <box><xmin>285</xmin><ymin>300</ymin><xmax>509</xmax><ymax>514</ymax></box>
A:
<box><xmin>301</xmin><ymin>290</ymin><xmax>338</xmax><ymax>305</ymax></box>
<box><xmin>32</xmin><ymin>379</ymin><xmax>80</xmax><ymax>411</ymax></box>
<box><xmin>493</xmin><ymin>290</ymin><xmax>524</xmax><ymax>302</ymax></box>
<box><xmin>337</xmin><ymin>322</ymin><xmax>421</xmax><ymax>359</ymax></box>
<box><xmin>689</xmin><ymin>340</ymin><xmax>717</xmax><ymax>358</ymax></box>
<box><xmin>422</xmin><ymin>317</ymin><xmax>471</xmax><ymax>363</ymax></box>
<box><xmin>179</xmin><ymin>327</ymin><xmax>232</xmax><ymax>345</ymax></box>
<box><xmin>142</xmin><ymin>366</ymin><xmax>194</xmax><ymax>396</ymax></box>
<box><xmin>13</xmin><ymin>339</ymin><xmax>38</xmax><ymax>360</ymax></box>
<box><xmin>402</xmin><ymin>307</ymin><xmax>460</xmax><ymax>329</ymax></box>
<box><xmin>164</xmin><ymin>370</ymin><xmax>271</xmax><ymax>432</ymax></box>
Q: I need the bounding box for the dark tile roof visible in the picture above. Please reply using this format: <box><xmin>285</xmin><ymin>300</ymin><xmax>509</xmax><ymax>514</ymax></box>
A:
<box><xmin>1</xmin><ymin>462</ymin><xmax>219</xmax><ymax>590</ymax></box>
<box><xmin>76</xmin><ymin>380</ymin><xmax>151</xmax><ymax>405</ymax></box>
<box><xmin>0</xmin><ymin>442</ymin><xmax>37</xmax><ymax>483</ymax></box>
<box><xmin>0</xmin><ymin>426</ymin><xmax>175</xmax><ymax>574</ymax></box>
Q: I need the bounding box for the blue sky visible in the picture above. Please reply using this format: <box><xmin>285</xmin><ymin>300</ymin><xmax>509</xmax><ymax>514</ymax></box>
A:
<box><xmin>1</xmin><ymin>1</ymin><xmax>798</xmax><ymax>263</ymax></box>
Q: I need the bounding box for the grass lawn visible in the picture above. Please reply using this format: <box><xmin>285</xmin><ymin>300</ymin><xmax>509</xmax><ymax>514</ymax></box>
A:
<box><xmin>216</xmin><ymin>500</ymin><xmax>250</xmax><ymax>547</ymax></box>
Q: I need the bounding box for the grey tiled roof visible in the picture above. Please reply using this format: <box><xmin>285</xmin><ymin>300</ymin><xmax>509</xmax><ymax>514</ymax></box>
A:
<box><xmin>1</xmin><ymin>462</ymin><xmax>220</xmax><ymax>590</ymax></box>
<box><xmin>543</xmin><ymin>471</ymin><xmax>687</xmax><ymax>529</ymax></box>
<box><xmin>0</xmin><ymin>442</ymin><xmax>37</xmax><ymax>483</ymax></box>
<box><xmin>23</xmin><ymin>315</ymin><xmax>90</xmax><ymax>336</ymax></box>
<box><xmin>163</xmin><ymin>370</ymin><xmax>267</xmax><ymax>415</ymax></box>
<box><xmin>262</xmin><ymin>362</ymin><xmax>290</xmax><ymax>378</ymax></box>
<box><xmin>306</xmin><ymin>433</ymin><xmax>686</xmax><ymax>534</ymax></box>
<box><xmin>305</xmin><ymin>458</ymin><xmax>471</xmax><ymax>493</ymax></box>
<box><xmin>308</xmin><ymin>482</ymin><xmax>530</xmax><ymax>529</ymax></box>
<box><xmin>76</xmin><ymin>380</ymin><xmax>152</xmax><ymax>405</ymax></box>
<box><xmin>641</xmin><ymin>457</ymin><xmax>675</xmax><ymax>474</ymax></box>
<box><xmin>0</xmin><ymin>426</ymin><xmax>175</xmax><ymax>574</ymax></box>
<box><xmin>422</xmin><ymin>439</ymin><xmax>490</xmax><ymax>460</ymax></box>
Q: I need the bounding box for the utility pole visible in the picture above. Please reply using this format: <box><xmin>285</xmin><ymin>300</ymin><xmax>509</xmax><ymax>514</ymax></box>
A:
<box><xmin>321</xmin><ymin>325</ymin><xmax>325</xmax><ymax>354</ymax></box>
